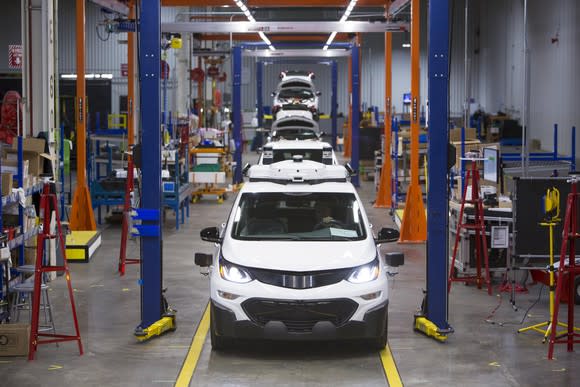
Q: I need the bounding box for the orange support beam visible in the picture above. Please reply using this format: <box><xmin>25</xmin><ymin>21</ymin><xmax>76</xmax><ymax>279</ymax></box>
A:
<box><xmin>399</xmin><ymin>0</ymin><xmax>426</xmax><ymax>242</ymax></box>
<box><xmin>70</xmin><ymin>0</ymin><xmax>96</xmax><ymax>231</ymax></box>
<box><xmin>374</xmin><ymin>31</ymin><xmax>393</xmax><ymax>208</ymax></box>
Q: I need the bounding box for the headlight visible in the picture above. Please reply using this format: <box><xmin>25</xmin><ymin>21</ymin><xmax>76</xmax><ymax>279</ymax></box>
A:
<box><xmin>219</xmin><ymin>257</ymin><xmax>253</xmax><ymax>283</ymax></box>
<box><xmin>347</xmin><ymin>258</ymin><xmax>379</xmax><ymax>283</ymax></box>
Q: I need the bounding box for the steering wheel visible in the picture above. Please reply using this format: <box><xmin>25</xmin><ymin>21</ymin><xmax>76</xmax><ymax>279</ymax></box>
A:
<box><xmin>313</xmin><ymin>219</ymin><xmax>346</xmax><ymax>230</ymax></box>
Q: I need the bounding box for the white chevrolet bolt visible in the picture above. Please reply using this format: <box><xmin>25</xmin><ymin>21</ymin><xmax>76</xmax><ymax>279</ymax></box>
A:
<box><xmin>195</xmin><ymin>159</ymin><xmax>403</xmax><ymax>350</ymax></box>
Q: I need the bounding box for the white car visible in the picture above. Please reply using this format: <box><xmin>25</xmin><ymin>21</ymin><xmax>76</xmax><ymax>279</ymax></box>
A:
<box><xmin>274</xmin><ymin>104</ymin><xmax>314</xmax><ymax>121</ymax></box>
<box><xmin>258</xmin><ymin>140</ymin><xmax>338</xmax><ymax>165</ymax></box>
<box><xmin>269</xmin><ymin>115</ymin><xmax>320</xmax><ymax>141</ymax></box>
<box><xmin>195</xmin><ymin>159</ymin><xmax>403</xmax><ymax>349</ymax></box>
<box><xmin>279</xmin><ymin>70</ymin><xmax>316</xmax><ymax>86</ymax></box>
<box><xmin>272</xmin><ymin>87</ymin><xmax>320</xmax><ymax>121</ymax></box>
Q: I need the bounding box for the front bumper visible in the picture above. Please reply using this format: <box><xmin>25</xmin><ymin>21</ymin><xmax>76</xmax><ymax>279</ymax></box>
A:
<box><xmin>211</xmin><ymin>299</ymin><xmax>388</xmax><ymax>341</ymax></box>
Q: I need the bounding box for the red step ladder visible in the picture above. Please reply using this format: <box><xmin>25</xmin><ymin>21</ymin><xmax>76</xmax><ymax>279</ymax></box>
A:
<box><xmin>29</xmin><ymin>181</ymin><xmax>83</xmax><ymax>360</ymax></box>
<box><xmin>548</xmin><ymin>178</ymin><xmax>580</xmax><ymax>359</ymax></box>
<box><xmin>118</xmin><ymin>155</ymin><xmax>140</xmax><ymax>275</ymax></box>
<box><xmin>448</xmin><ymin>158</ymin><xmax>492</xmax><ymax>295</ymax></box>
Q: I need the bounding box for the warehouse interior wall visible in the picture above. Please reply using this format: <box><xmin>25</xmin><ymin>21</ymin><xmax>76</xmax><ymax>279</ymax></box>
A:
<box><xmin>474</xmin><ymin>0</ymin><xmax>580</xmax><ymax>154</ymax></box>
<box><xmin>0</xmin><ymin>2</ymin><xmax>22</xmax><ymax>74</ymax></box>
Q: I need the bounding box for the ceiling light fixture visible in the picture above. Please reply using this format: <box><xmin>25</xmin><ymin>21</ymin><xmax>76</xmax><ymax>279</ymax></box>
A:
<box><xmin>232</xmin><ymin>0</ymin><xmax>275</xmax><ymax>50</ymax></box>
<box><xmin>324</xmin><ymin>0</ymin><xmax>357</xmax><ymax>50</ymax></box>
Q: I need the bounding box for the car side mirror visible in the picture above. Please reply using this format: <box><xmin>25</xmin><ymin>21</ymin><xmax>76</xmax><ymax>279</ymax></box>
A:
<box><xmin>242</xmin><ymin>163</ymin><xmax>252</xmax><ymax>176</ymax></box>
<box><xmin>384</xmin><ymin>252</ymin><xmax>404</xmax><ymax>267</ymax></box>
<box><xmin>344</xmin><ymin>163</ymin><xmax>357</xmax><ymax>176</ymax></box>
<box><xmin>271</xmin><ymin>91</ymin><xmax>276</xmax><ymax>97</ymax></box>
<box><xmin>318</xmin><ymin>131</ymin><xmax>327</xmax><ymax>138</ymax></box>
<box><xmin>200</xmin><ymin>226</ymin><xmax>222</xmax><ymax>243</ymax></box>
<box><xmin>316</xmin><ymin>91</ymin><xmax>322</xmax><ymax>96</ymax></box>
<box><xmin>375</xmin><ymin>227</ymin><xmax>399</xmax><ymax>244</ymax></box>
<box><xmin>194</xmin><ymin>253</ymin><xmax>212</xmax><ymax>267</ymax></box>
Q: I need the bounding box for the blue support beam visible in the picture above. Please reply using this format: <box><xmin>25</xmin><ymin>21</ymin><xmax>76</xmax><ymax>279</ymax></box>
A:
<box><xmin>232</xmin><ymin>46</ymin><xmax>243</xmax><ymax>184</ymax></box>
<box><xmin>138</xmin><ymin>0</ymin><xmax>163</xmax><ymax>328</ymax></box>
<box><xmin>256</xmin><ymin>60</ymin><xmax>264</xmax><ymax>128</ymax></box>
<box><xmin>331</xmin><ymin>60</ymin><xmax>338</xmax><ymax>150</ymax></box>
<box><xmin>426</xmin><ymin>0</ymin><xmax>451</xmax><ymax>332</ymax></box>
<box><xmin>350</xmin><ymin>44</ymin><xmax>360</xmax><ymax>187</ymax></box>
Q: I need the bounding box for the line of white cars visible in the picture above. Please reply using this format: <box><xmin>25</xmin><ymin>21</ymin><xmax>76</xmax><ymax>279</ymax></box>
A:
<box><xmin>194</xmin><ymin>70</ymin><xmax>404</xmax><ymax>350</ymax></box>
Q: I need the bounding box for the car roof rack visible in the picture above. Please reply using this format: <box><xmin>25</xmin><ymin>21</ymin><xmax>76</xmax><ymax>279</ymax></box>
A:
<box><xmin>247</xmin><ymin>157</ymin><xmax>349</xmax><ymax>184</ymax></box>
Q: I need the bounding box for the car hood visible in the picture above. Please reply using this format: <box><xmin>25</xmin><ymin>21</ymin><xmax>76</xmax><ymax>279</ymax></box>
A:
<box><xmin>222</xmin><ymin>238</ymin><xmax>376</xmax><ymax>271</ymax></box>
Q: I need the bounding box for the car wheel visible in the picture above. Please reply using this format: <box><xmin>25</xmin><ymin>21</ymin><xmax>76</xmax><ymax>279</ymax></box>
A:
<box><xmin>372</xmin><ymin>315</ymin><xmax>388</xmax><ymax>350</ymax></box>
<box><xmin>210</xmin><ymin>314</ymin><xmax>232</xmax><ymax>351</ymax></box>
<box><xmin>575</xmin><ymin>276</ymin><xmax>580</xmax><ymax>305</ymax></box>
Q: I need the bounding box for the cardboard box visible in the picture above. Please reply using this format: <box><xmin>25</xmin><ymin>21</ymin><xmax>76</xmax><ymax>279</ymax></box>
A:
<box><xmin>6</xmin><ymin>138</ymin><xmax>47</xmax><ymax>177</ymax></box>
<box><xmin>2</xmin><ymin>172</ymin><xmax>13</xmax><ymax>196</ymax></box>
<box><xmin>449</xmin><ymin>127</ymin><xmax>477</xmax><ymax>142</ymax></box>
<box><xmin>1</xmin><ymin>159</ymin><xmax>29</xmax><ymax>181</ymax></box>
<box><xmin>0</xmin><ymin>324</ymin><xmax>30</xmax><ymax>356</ymax></box>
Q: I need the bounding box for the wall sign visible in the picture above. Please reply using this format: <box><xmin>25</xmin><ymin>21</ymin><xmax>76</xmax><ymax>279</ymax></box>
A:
<box><xmin>8</xmin><ymin>45</ymin><xmax>22</xmax><ymax>69</ymax></box>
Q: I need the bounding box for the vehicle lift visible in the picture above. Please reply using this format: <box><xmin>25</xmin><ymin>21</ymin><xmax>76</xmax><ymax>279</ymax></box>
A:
<box><xmin>413</xmin><ymin>0</ymin><xmax>454</xmax><ymax>342</ymax></box>
<box><xmin>133</xmin><ymin>0</ymin><xmax>175</xmax><ymax>342</ymax></box>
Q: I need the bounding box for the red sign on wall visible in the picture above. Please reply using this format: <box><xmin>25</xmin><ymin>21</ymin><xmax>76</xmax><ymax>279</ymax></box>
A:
<box><xmin>8</xmin><ymin>45</ymin><xmax>22</xmax><ymax>69</ymax></box>
<box><xmin>121</xmin><ymin>63</ymin><xmax>128</xmax><ymax>77</ymax></box>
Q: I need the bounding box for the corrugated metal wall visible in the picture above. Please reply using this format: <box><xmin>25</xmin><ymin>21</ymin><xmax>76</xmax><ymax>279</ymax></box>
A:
<box><xmin>474</xmin><ymin>0</ymin><xmax>580</xmax><ymax>154</ymax></box>
<box><xmin>58</xmin><ymin>1</ymin><xmax>183</xmax><ymax>115</ymax></box>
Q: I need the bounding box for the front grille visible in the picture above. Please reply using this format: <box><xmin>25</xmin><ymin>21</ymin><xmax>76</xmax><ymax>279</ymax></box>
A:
<box><xmin>242</xmin><ymin>298</ymin><xmax>358</xmax><ymax>333</ymax></box>
<box><xmin>247</xmin><ymin>267</ymin><xmax>351</xmax><ymax>289</ymax></box>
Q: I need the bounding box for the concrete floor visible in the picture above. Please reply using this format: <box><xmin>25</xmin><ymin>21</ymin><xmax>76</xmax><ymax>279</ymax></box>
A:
<box><xmin>2</xmin><ymin>150</ymin><xmax>580</xmax><ymax>386</ymax></box>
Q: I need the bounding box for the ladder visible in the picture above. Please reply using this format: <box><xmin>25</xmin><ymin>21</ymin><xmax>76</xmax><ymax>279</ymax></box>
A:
<box><xmin>448</xmin><ymin>158</ymin><xmax>492</xmax><ymax>295</ymax></box>
<box><xmin>29</xmin><ymin>181</ymin><xmax>83</xmax><ymax>360</ymax></box>
<box><xmin>119</xmin><ymin>154</ymin><xmax>140</xmax><ymax>275</ymax></box>
<box><xmin>548</xmin><ymin>177</ymin><xmax>580</xmax><ymax>359</ymax></box>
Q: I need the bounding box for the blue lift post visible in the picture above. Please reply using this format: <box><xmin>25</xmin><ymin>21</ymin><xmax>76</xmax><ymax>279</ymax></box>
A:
<box><xmin>134</xmin><ymin>0</ymin><xmax>175</xmax><ymax>341</ymax></box>
<box><xmin>256</xmin><ymin>60</ymin><xmax>264</xmax><ymax>129</ymax></box>
<box><xmin>350</xmin><ymin>44</ymin><xmax>360</xmax><ymax>187</ymax></box>
<box><xmin>413</xmin><ymin>0</ymin><xmax>453</xmax><ymax>341</ymax></box>
<box><xmin>331</xmin><ymin>60</ymin><xmax>338</xmax><ymax>150</ymax></box>
<box><xmin>232</xmin><ymin>46</ymin><xmax>243</xmax><ymax>185</ymax></box>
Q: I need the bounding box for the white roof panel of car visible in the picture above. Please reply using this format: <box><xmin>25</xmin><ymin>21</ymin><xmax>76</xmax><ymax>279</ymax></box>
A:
<box><xmin>264</xmin><ymin>140</ymin><xmax>333</xmax><ymax>150</ymax></box>
<box><xmin>247</xmin><ymin>159</ymin><xmax>348</xmax><ymax>183</ymax></box>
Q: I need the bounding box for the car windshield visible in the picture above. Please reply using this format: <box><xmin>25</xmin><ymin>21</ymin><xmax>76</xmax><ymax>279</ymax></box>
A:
<box><xmin>231</xmin><ymin>192</ymin><xmax>366</xmax><ymax>241</ymax></box>
<box><xmin>278</xmin><ymin>88</ymin><xmax>314</xmax><ymax>99</ymax></box>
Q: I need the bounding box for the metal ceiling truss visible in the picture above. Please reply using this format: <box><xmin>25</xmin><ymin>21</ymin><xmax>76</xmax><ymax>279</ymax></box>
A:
<box><xmin>161</xmin><ymin>21</ymin><xmax>408</xmax><ymax>34</ymax></box>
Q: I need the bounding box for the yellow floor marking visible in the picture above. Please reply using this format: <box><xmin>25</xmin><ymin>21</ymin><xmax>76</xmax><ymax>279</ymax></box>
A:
<box><xmin>175</xmin><ymin>303</ymin><xmax>210</xmax><ymax>387</ymax></box>
<box><xmin>48</xmin><ymin>364</ymin><xmax>63</xmax><ymax>371</ymax></box>
<box><xmin>0</xmin><ymin>360</ymin><xmax>13</xmax><ymax>364</ymax></box>
<box><xmin>380</xmin><ymin>343</ymin><xmax>403</xmax><ymax>387</ymax></box>
<box><xmin>488</xmin><ymin>361</ymin><xmax>501</xmax><ymax>367</ymax></box>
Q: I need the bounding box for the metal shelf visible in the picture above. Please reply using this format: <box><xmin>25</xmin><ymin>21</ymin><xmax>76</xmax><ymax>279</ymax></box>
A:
<box><xmin>8</xmin><ymin>226</ymin><xmax>40</xmax><ymax>250</ymax></box>
<box><xmin>1</xmin><ymin>183</ymin><xmax>44</xmax><ymax>207</ymax></box>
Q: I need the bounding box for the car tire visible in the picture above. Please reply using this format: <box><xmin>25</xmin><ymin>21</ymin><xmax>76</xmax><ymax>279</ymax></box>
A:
<box><xmin>210</xmin><ymin>314</ymin><xmax>232</xmax><ymax>351</ymax></box>
<box><xmin>372</xmin><ymin>315</ymin><xmax>388</xmax><ymax>350</ymax></box>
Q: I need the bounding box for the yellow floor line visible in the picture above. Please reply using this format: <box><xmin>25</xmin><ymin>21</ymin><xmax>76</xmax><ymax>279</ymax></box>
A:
<box><xmin>175</xmin><ymin>303</ymin><xmax>211</xmax><ymax>387</ymax></box>
<box><xmin>380</xmin><ymin>343</ymin><xmax>403</xmax><ymax>387</ymax></box>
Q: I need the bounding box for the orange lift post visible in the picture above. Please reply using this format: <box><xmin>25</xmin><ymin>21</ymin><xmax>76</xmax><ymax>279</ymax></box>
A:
<box><xmin>70</xmin><ymin>0</ymin><xmax>96</xmax><ymax>231</ymax></box>
<box><xmin>374</xmin><ymin>31</ymin><xmax>393</xmax><ymax>208</ymax></box>
<box><xmin>399</xmin><ymin>0</ymin><xmax>426</xmax><ymax>242</ymax></box>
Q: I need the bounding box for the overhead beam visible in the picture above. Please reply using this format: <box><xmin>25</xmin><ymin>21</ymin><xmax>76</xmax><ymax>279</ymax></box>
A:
<box><xmin>90</xmin><ymin>0</ymin><xmax>129</xmax><ymax>15</ymax></box>
<box><xmin>162</xmin><ymin>21</ymin><xmax>408</xmax><ymax>34</ymax></box>
<box><xmin>199</xmin><ymin>33</ymin><xmax>352</xmax><ymax>42</ymax></box>
<box><xmin>163</xmin><ymin>0</ymin><xmax>390</xmax><ymax>7</ymax></box>
<box><xmin>388</xmin><ymin>0</ymin><xmax>410</xmax><ymax>17</ymax></box>
<box><xmin>243</xmin><ymin>49</ymin><xmax>351</xmax><ymax>57</ymax></box>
